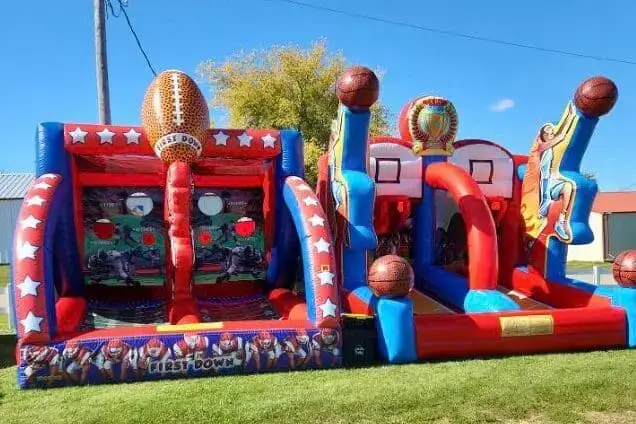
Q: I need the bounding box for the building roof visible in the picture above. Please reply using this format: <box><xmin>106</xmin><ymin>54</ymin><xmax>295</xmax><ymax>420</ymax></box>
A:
<box><xmin>0</xmin><ymin>173</ymin><xmax>35</xmax><ymax>199</ymax></box>
<box><xmin>592</xmin><ymin>191</ymin><xmax>636</xmax><ymax>213</ymax></box>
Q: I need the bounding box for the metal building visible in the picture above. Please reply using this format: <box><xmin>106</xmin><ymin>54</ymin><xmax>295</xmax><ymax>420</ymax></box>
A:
<box><xmin>0</xmin><ymin>173</ymin><xmax>35</xmax><ymax>264</ymax></box>
<box><xmin>567</xmin><ymin>191</ymin><xmax>636</xmax><ymax>262</ymax></box>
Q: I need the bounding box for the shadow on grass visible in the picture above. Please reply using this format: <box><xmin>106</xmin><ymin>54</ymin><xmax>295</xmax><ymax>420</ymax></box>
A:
<box><xmin>0</xmin><ymin>334</ymin><xmax>16</xmax><ymax>369</ymax></box>
<box><xmin>338</xmin><ymin>345</ymin><xmax>629</xmax><ymax>372</ymax></box>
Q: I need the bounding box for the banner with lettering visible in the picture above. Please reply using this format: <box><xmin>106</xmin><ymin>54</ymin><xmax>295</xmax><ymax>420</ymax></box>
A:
<box><xmin>17</xmin><ymin>327</ymin><xmax>342</xmax><ymax>388</ymax></box>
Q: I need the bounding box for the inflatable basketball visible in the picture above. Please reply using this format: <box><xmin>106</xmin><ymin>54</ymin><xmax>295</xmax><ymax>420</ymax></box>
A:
<box><xmin>574</xmin><ymin>76</ymin><xmax>618</xmax><ymax>118</ymax></box>
<box><xmin>141</xmin><ymin>69</ymin><xmax>209</xmax><ymax>163</ymax></box>
<box><xmin>368</xmin><ymin>255</ymin><xmax>414</xmax><ymax>298</ymax></box>
<box><xmin>612</xmin><ymin>250</ymin><xmax>636</xmax><ymax>288</ymax></box>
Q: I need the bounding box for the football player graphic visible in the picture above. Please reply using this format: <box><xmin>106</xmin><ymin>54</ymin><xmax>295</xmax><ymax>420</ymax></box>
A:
<box><xmin>21</xmin><ymin>345</ymin><xmax>61</xmax><ymax>387</ymax></box>
<box><xmin>211</xmin><ymin>332</ymin><xmax>245</xmax><ymax>371</ymax></box>
<box><xmin>215</xmin><ymin>245</ymin><xmax>264</xmax><ymax>284</ymax></box>
<box><xmin>246</xmin><ymin>331</ymin><xmax>281</xmax><ymax>371</ymax></box>
<box><xmin>136</xmin><ymin>338</ymin><xmax>171</xmax><ymax>376</ymax></box>
<box><xmin>94</xmin><ymin>339</ymin><xmax>136</xmax><ymax>381</ymax></box>
<box><xmin>312</xmin><ymin>328</ymin><xmax>341</xmax><ymax>367</ymax></box>
<box><xmin>283</xmin><ymin>329</ymin><xmax>316</xmax><ymax>369</ymax></box>
<box><xmin>61</xmin><ymin>340</ymin><xmax>92</xmax><ymax>385</ymax></box>
<box><xmin>173</xmin><ymin>334</ymin><xmax>209</xmax><ymax>362</ymax></box>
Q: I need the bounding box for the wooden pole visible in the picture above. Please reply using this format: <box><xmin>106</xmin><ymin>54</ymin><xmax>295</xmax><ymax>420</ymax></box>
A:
<box><xmin>94</xmin><ymin>0</ymin><xmax>111</xmax><ymax>124</ymax></box>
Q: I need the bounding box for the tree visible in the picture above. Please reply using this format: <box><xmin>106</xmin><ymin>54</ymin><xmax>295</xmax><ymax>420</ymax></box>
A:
<box><xmin>197</xmin><ymin>39</ymin><xmax>392</xmax><ymax>186</ymax></box>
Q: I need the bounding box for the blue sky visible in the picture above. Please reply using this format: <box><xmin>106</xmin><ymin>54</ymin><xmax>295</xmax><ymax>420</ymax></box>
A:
<box><xmin>1</xmin><ymin>0</ymin><xmax>634</xmax><ymax>190</ymax></box>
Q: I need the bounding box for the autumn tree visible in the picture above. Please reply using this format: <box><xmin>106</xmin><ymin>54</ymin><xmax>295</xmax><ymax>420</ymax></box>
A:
<box><xmin>197</xmin><ymin>39</ymin><xmax>391</xmax><ymax>186</ymax></box>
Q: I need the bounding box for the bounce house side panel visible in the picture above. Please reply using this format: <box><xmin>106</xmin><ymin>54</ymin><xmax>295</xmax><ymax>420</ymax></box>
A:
<box><xmin>282</xmin><ymin>178</ymin><xmax>340</xmax><ymax>328</ymax></box>
<box><xmin>36</xmin><ymin>123</ymin><xmax>84</xmax><ymax>296</ymax></box>
<box><xmin>541</xmin><ymin>239</ymin><xmax>636</xmax><ymax>347</ymax></box>
<box><xmin>267</xmin><ymin>130</ymin><xmax>303</xmax><ymax>288</ymax></box>
<box><xmin>12</xmin><ymin>175</ymin><xmax>64</xmax><ymax>343</ymax></box>
<box><xmin>17</xmin><ymin>326</ymin><xmax>342</xmax><ymax>389</ymax></box>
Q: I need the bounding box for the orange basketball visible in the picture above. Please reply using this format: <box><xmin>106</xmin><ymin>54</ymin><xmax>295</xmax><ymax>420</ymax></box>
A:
<box><xmin>141</xmin><ymin>69</ymin><xmax>209</xmax><ymax>163</ymax></box>
<box><xmin>573</xmin><ymin>76</ymin><xmax>618</xmax><ymax>118</ymax></box>
<box><xmin>336</xmin><ymin>66</ymin><xmax>380</xmax><ymax>110</ymax></box>
<box><xmin>368</xmin><ymin>255</ymin><xmax>414</xmax><ymax>298</ymax></box>
<box><xmin>612</xmin><ymin>250</ymin><xmax>636</xmax><ymax>288</ymax></box>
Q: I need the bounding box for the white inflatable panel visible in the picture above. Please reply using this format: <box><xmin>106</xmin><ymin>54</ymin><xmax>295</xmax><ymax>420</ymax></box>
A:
<box><xmin>450</xmin><ymin>142</ymin><xmax>514</xmax><ymax>199</ymax></box>
<box><xmin>369</xmin><ymin>143</ymin><xmax>422</xmax><ymax>198</ymax></box>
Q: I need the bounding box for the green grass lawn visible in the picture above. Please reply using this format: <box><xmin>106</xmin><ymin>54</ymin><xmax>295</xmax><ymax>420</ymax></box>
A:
<box><xmin>0</xmin><ymin>334</ymin><xmax>634</xmax><ymax>424</ymax></box>
<box><xmin>0</xmin><ymin>264</ymin><xmax>8</xmax><ymax>287</ymax></box>
<box><xmin>566</xmin><ymin>261</ymin><xmax>612</xmax><ymax>271</ymax></box>
<box><xmin>0</xmin><ymin>315</ymin><xmax>10</xmax><ymax>335</ymax></box>
<box><xmin>0</xmin><ymin>265</ymin><xmax>11</xmax><ymax>334</ymax></box>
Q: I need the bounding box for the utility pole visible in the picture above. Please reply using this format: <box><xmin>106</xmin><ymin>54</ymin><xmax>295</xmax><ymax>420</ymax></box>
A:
<box><xmin>94</xmin><ymin>0</ymin><xmax>111</xmax><ymax>124</ymax></box>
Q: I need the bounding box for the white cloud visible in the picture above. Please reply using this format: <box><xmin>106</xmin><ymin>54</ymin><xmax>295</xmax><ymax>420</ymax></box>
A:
<box><xmin>490</xmin><ymin>98</ymin><xmax>515</xmax><ymax>112</ymax></box>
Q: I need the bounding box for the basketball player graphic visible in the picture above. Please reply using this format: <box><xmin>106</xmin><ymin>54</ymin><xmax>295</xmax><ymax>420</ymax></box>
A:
<box><xmin>535</xmin><ymin>111</ymin><xmax>577</xmax><ymax>242</ymax></box>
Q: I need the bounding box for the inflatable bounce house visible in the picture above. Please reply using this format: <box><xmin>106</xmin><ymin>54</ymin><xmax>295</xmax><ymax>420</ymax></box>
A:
<box><xmin>11</xmin><ymin>65</ymin><xmax>635</xmax><ymax>388</ymax></box>
<box><xmin>318</xmin><ymin>68</ymin><xmax>635</xmax><ymax>364</ymax></box>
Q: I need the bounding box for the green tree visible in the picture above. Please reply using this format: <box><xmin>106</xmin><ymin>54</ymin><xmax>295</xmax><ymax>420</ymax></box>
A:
<box><xmin>197</xmin><ymin>39</ymin><xmax>392</xmax><ymax>186</ymax></box>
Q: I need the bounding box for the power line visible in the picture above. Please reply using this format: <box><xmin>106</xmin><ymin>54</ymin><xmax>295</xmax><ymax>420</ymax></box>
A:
<box><xmin>268</xmin><ymin>0</ymin><xmax>636</xmax><ymax>66</ymax></box>
<box><xmin>105</xmin><ymin>0</ymin><xmax>157</xmax><ymax>76</ymax></box>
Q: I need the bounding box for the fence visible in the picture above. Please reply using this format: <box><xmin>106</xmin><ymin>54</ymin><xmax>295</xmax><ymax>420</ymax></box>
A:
<box><xmin>567</xmin><ymin>265</ymin><xmax>616</xmax><ymax>286</ymax></box>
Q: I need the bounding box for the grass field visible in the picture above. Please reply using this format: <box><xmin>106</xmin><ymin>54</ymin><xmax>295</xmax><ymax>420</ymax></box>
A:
<box><xmin>0</xmin><ymin>333</ymin><xmax>634</xmax><ymax>424</ymax></box>
<box><xmin>566</xmin><ymin>261</ymin><xmax>612</xmax><ymax>271</ymax></box>
<box><xmin>0</xmin><ymin>266</ymin><xmax>10</xmax><ymax>334</ymax></box>
<box><xmin>0</xmin><ymin>265</ymin><xmax>8</xmax><ymax>287</ymax></box>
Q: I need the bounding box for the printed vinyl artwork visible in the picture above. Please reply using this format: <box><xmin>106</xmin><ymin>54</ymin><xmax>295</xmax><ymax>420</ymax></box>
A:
<box><xmin>405</xmin><ymin>96</ymin><xmax>458</xmax><ymax>157</ymax></box>
<box><xmin>83</xmin><ymin>187</ymin><xmax>165</xmax><ymax>286</ymax></box>
<box><xmin>192</xmin><ymin>189</ymin><xmax>266</xmax><ymax>284</ymax></box>
<box><xmin>327</xmin><ymin>107</ymin><xmax>352</xmax><ymax>248</ymax></box>
<box><xmin>18</xmin><ymin>328</ymin><xmax>341</xmax><ymax>388</ymax></box>
<box><xmin>521</xmin><ymin>103</ymin><xmax>579</xmax><ymax>259</ymax></box>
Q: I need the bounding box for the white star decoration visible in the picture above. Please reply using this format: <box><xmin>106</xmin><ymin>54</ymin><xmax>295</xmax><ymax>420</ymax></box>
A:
<box><xmin>303</xmin><ymin>197</ymin><xmax>319</xmax><ymax>207</ymax></box>
<box><xmin>297</xmin><ymin>184</ymin><xmax>312</xmax><ymax>191</ymax></box>
<box><xmin>308</xmin><ymin>214</ymin><xmax>325</xmax><ymax>227</ymax></box>
<box><xmin>214</xmin><ymin>131</ymin><xmax>229</xmax><ymax>146</ymax></box>
<box><xmin>26</xmin><ymin>196</ymin><xmax>46</xmax><ymax>207</ymax></box>
<box><xmin>20</xmin><ymin>215</ymin><xmax>41</xmax><ymax>230</ymax></box>
<box><xmin>238</xmin><ymin>132</ymin><xmax>252</xmax><ymax>147</ymax></box>
<box><xmin>97</xmin><ymin>128</ymin><xmax>115</xmax><ymax>144</ymax></box>
<box><xmin>313</xmin><ymin>237</ymin><xmax>331</xmax><ymax>253</ymax></box>
<box><xmin>17</xmin><ymin>275</ymin><xmax>40</xmax><ymax>297</ymax></box>
<box><xmin>262</xmin><ymin>134</ymin><xmax>276</xmax><ymax>149</ymax></box>
<box><xmin>124</xmin><ymin>128</ymin><xmax>141</xmax><ymax>144</ymax></box>
<box><xmin>318</xmin><ymin>298</ymin><xmax>337</xmax><ymax>318</ymax></box>
<box><xmin>20</xmin><ymin>311</ymin><xmax>44</xmax><ymax>333</ymax></box>
<box><xmin>32</xmin><ymin>182</ymin><xmax>51</xmax><ymax>191</ymax></box>
<box><xmin>69</xmin><ymin>127</ymin><xmax>88</xmax><ymax>144</ymax></box>
<box><xmin>317</xmin><ymin>270</ymin><xmax>335</xmax><ymax>286</ymax></box>
<box><xmin>18</xmin><ymin>241</ymin><xmax>39</xmax><ymax>260</ymax></box>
